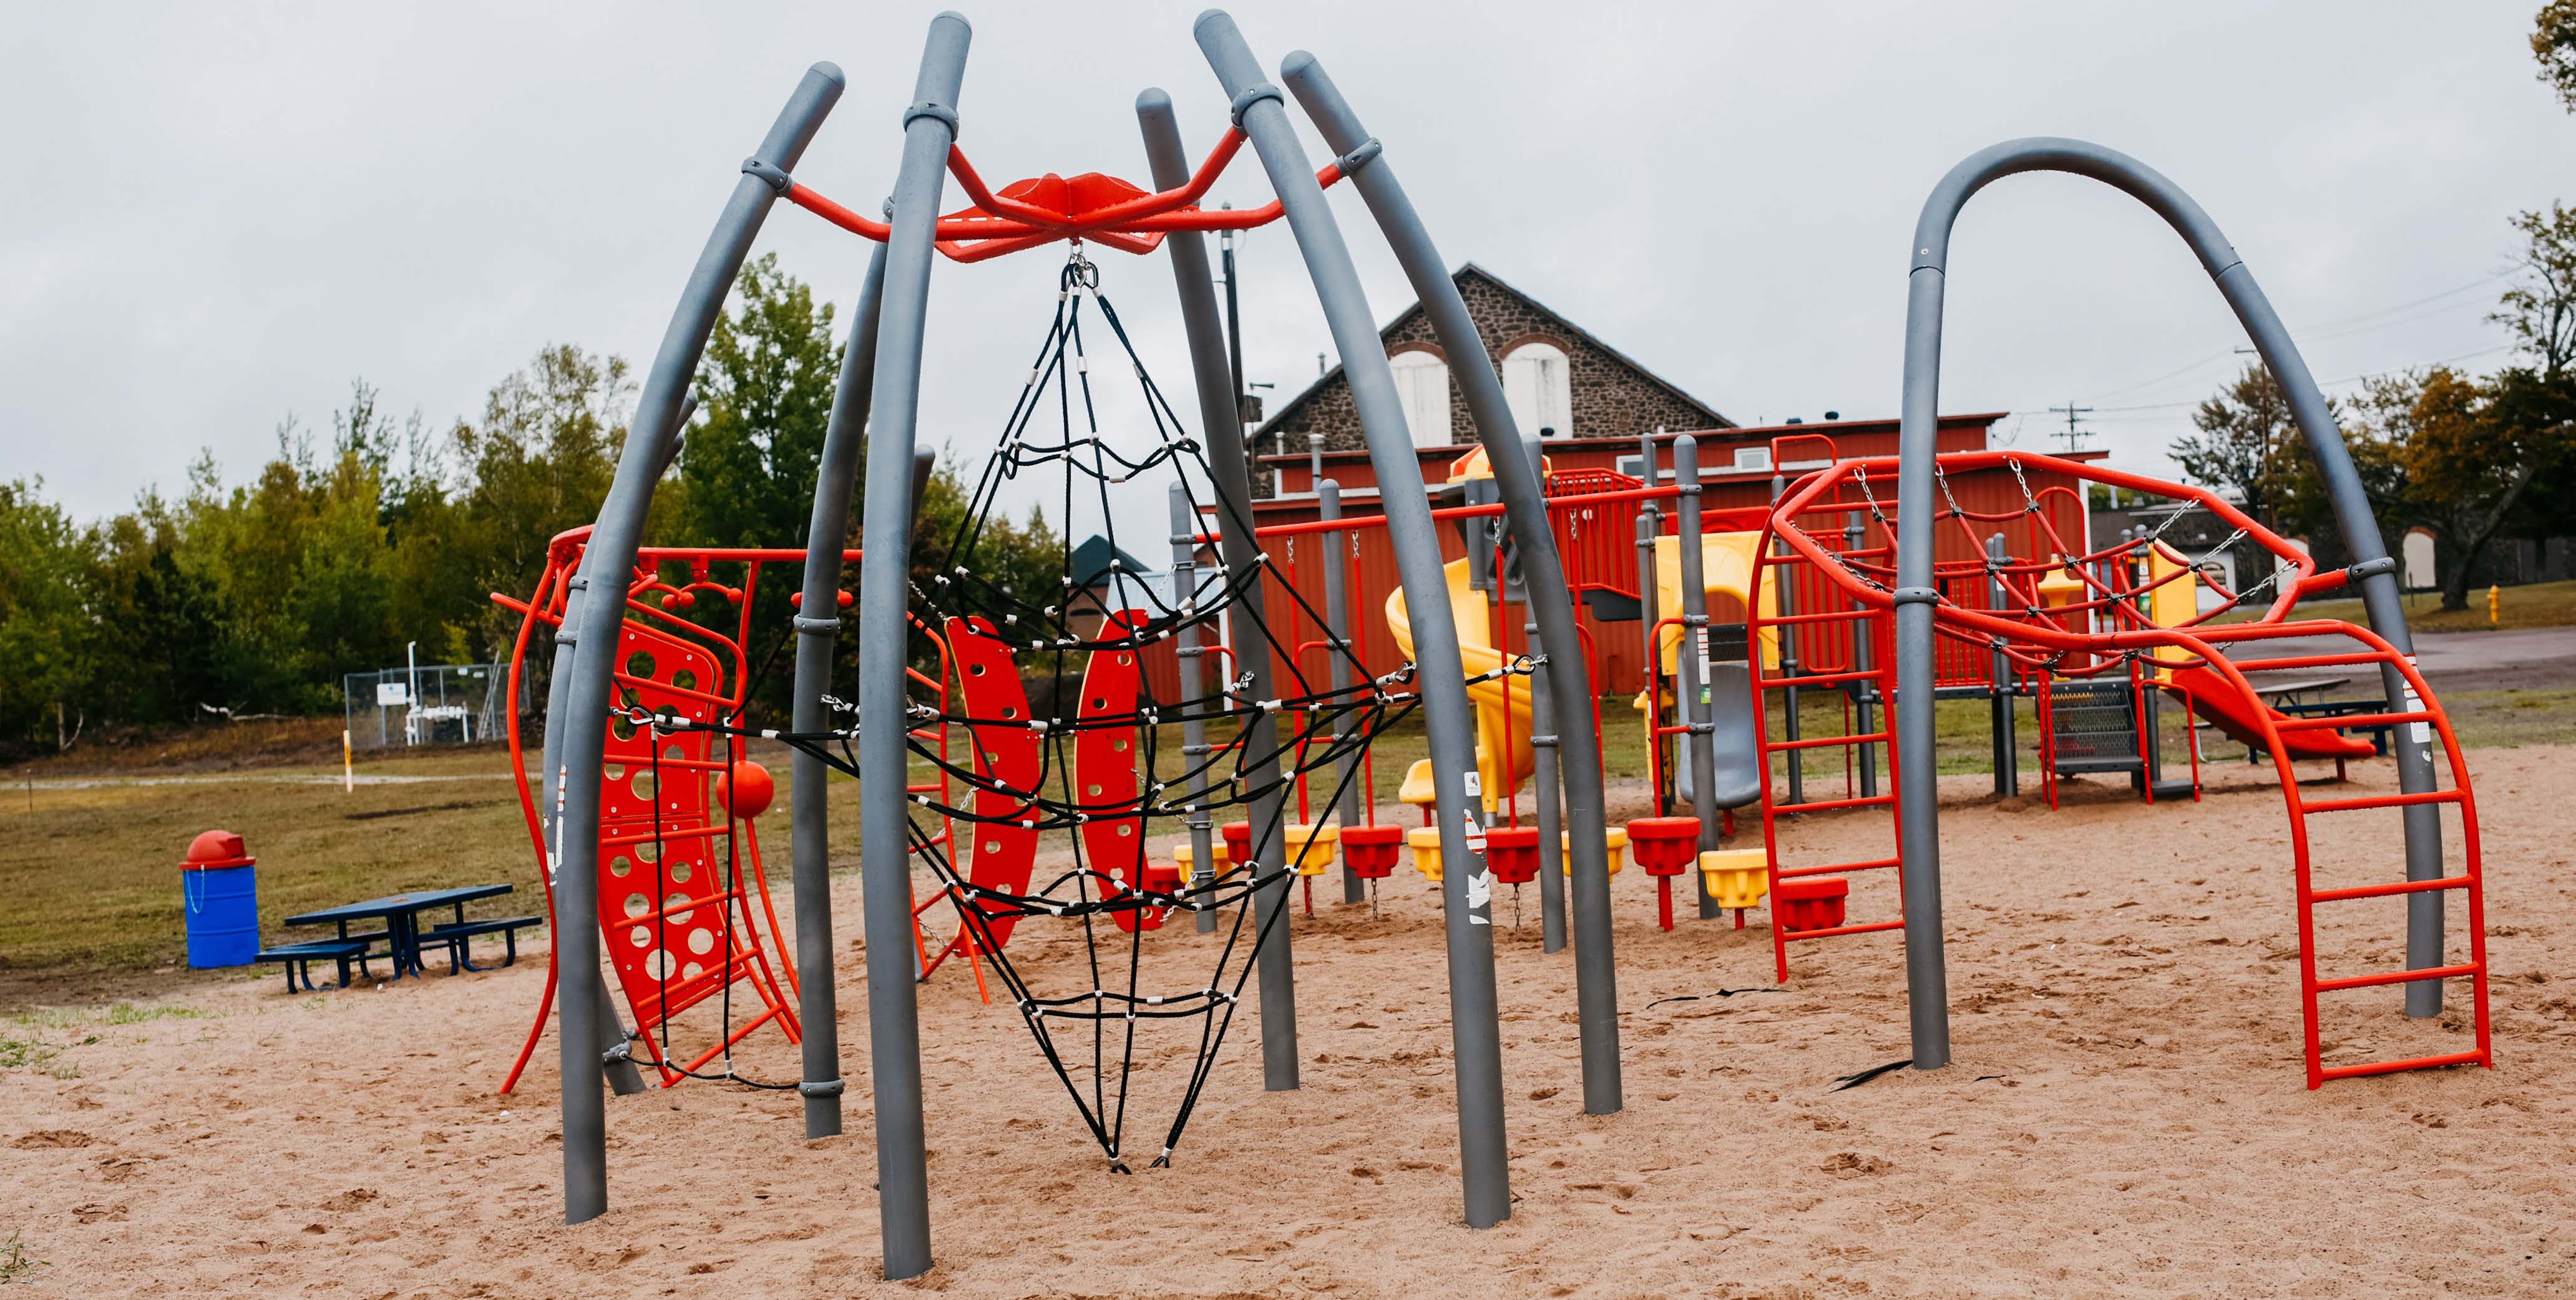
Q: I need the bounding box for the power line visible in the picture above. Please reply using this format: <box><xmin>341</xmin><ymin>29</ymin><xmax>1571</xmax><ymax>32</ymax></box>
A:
<box><xmin>2075</xmin><ymin>271</ymin><xmax>2516</xmax><ymax>403</ymax></box>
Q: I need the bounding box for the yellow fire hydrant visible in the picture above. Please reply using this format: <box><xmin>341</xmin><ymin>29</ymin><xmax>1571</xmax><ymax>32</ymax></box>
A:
<box><xmin>2489</xmin><ymin>584</ymin><xmax>2501</xmax><ymax>626</ymax></box>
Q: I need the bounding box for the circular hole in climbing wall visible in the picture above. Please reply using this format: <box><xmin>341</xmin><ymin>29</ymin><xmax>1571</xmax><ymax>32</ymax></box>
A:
<box><xmin>688</xmin><ymin>928</ymin><xmax>716</xmax><ymax>956</ymax></box>
<box><xmin>668</xmin><ymin>861</ymin><xmax>692</xmax><ymax>883</ymax></box>
<box><xmin>630</xmin><ymin>926</ymin><xmax>651</xmax><ymax>949</ymax></box>
<box><xmin>623</xmin><ymin>893</ymin><xmax>650</xmax><ymax>919</ymax></box>
<box><xmin>671</xmin><ymin>668</ymin><xmax>698</xmax><ymax>693</ymax></box>
<box><xmin>665</xmin><ymin>894</ymin><xmax>692</xmax><ymax>925</ymax></box>
<box><xmin>646</xmin><ymin>949</ymin><xmax>673</xmax><ymax>979</ymax></box>
<box><xmin>609</xmin><ymin>855</ymin><xmax>632</xmax><ymax>878</ymax></box>
<box><xmin>626</xmin><ymin>651</ymin><xmax>658</xmax><ymax>679</ymax></box>
<box><xmin>682</xmin><ymin>961</ymin><xmax>705</xmax><ymax>981</ymax></box>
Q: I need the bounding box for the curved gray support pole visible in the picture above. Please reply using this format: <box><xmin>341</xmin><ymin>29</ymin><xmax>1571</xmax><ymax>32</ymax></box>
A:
<box><xmin>1896</xmin><ymin>139</ymin><xmax>2450</xmax><ymax>1074</ymax></box>
<box><xmin>849</xmin><ymin>14</ymin><xmax>971</xmax><ymax>1281</ymax></box>
<box><xmin>1673</xmin><ymin>439</ymin><xmax>1721</xmax><ymax>886</ymax></box>
<box><xmin>1282</xmin><ymin>49</ymin><xmax>1617</xmax><ymax>1110</ymax></box>
<box><xmin>787</xmin><ymin>240</ymin><xmax>888</xmax><ymax>1142</ymax></box>
<box><xmin>1194</xmin><ymin>11</ymin><xmax>1509</xmax><ymax>1228</ymax></box>
<box><xmin>554</xmin><ymin>61</ymin><xmax>845</xmax><ymax>1226</ymax></box>
<box><xmin>538</xmin><ymin>599</ymin><xmax>648</xmax><ymax>1099</ymax></box>
<box><xmin>1319</xmin><ymin>479</ymin><xmax>1368</xmax><ymax>906</ymax></box>
<box><xmin>1136</xmin><ymin>87</ymin><xmax>1299</xmax><ymax>1092</ymax></box>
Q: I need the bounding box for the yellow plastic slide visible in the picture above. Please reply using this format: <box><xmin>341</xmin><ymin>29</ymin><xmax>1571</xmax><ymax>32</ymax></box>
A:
<box><xmin>1646</xmin><ymin>532</ymin><xmax>1780</xmax><ymax>677</ymax></box>
<box><xmin>1383</xmin><ymin>557</ymin><xmax>1535</xmax><ymax>812</ymax></box>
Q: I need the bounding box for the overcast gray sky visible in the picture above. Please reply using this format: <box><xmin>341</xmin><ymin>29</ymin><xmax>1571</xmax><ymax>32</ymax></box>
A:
<box><xmin>6</xmin><ymin>1</ymin><xmax>2571</xmax><ymax>528</ymax></box>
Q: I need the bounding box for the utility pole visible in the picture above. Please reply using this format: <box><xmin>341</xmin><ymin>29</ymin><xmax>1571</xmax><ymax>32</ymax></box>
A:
<box><xmin>2047</xmin><ymin>401</ymin><xmax>2094</xmax><ymax>453</ymax></box>
<box><xmin>1221</xmin><ymin>207</ymin><xmax>1250</xmax><ymax>439</ymax></box>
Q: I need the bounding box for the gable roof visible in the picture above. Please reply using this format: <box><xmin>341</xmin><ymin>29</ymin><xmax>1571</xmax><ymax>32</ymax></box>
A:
<box><xmin>1251</xmin><ymin>263</ymin><xmax>1731</xmax><ymax>442</ymax></box>
<box><xmin>1068</xmin><ymin>533</ymin><xmax>1154</xmax><ymax>586</ymax></box>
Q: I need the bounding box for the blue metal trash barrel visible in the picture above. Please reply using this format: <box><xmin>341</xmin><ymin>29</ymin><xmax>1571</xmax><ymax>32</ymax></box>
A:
<box><xmin>181</xmin><ymin>829</ymin><xmax>260</xmax><ymax>968</ymax></box>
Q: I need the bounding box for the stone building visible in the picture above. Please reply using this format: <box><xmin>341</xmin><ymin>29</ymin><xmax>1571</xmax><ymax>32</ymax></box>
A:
<box><xmin>1248</xmin><ymin>264</ymin><xmax>1729</xmax><ymax>486</ymax></box>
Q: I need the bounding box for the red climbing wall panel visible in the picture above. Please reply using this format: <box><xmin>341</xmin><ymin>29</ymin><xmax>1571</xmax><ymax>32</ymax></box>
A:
<box><xmin>595</xmin><ymin>621</ymin><xmax>796</xmax><ymax>1056</ymax></box>
<box><xmin>950</xmin><ymin>615</ymin><xmax>1043</xmax><ymax>948</ymax></box>
<box><xmin>1076</xmin><ymin>611</ymin><xmax>1163</xmax><ymax>933</ymax></box>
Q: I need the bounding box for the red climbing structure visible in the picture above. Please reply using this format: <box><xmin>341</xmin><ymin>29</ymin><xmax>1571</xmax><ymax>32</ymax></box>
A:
<box><xmin>1759</xmin><ymin>449</ymin><xmax>2491</xmax><ymax>1088</ymax></box>
<box><xmin>494</xmin><ymin>530</ymin><xmax>830</xmax><ymax>1092</ymax></box>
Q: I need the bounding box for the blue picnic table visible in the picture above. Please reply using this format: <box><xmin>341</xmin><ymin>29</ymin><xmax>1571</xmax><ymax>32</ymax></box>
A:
<box><xmin>283</xmin><ymin>884</ymin><xmax>524</xmax><ymax>981</ymax></box>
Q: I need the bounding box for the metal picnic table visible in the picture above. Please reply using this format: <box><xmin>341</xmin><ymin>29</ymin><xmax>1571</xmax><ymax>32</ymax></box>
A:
<box><xmin>285</xmin><ymin>883</ymin><xmax>514</xmax><ymax>980</ymax></box>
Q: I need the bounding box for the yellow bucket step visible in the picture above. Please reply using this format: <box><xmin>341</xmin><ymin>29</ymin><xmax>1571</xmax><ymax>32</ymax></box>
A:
<box><xmin>1699</xmin><ymin>847</ymin><xmax>1769</xmax><ymax>911</ymax></box>
<box><xmin>1407</xmin><ymin>827</ymin><xmax>1445</xmax><ymax>882</ymax></box>
<box><xmin>1282</xmin><ymin>823</ymin><xmax>1339</xmax><ymax>876</ymax></box>
<box><xmin>1561</xmin><ymin>827</ymin><xmax>1630</xmax><ymax>876</ymax></box>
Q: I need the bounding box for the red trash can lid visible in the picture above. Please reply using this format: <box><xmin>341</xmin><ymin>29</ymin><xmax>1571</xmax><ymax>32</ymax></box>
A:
<box><xmin>181</xmin><ymin>829</ymin><xmax>254</xmax><ymax>870</ymax></box>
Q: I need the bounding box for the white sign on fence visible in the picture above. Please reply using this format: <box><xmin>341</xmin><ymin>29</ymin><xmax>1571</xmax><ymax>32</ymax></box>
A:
<box><xmin>376</xmin><ymin>682</ymin><xmax>411</xmax><ymax>707</ymax></box>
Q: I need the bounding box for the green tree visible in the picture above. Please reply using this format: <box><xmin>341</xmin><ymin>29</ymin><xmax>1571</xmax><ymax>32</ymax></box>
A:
<box><xmin>449</xmin><ymin>344</ymin><xmax>637</xmax><ymax>656</ymax></box>
<box><xmin>673</xmin><ymin>255</ymin><xmax>844</xmax><ymax>714</ymax></box>
<box><xmin>0</xmin><ymin>481</ymin><xmax>95</xmax><ymax>747</ymax></box>
<box><xmin>2172</xmin><ymin>362</ymin><xmax>2310</xmax><ymax>528</ymax></box>
<box><xmin>2537</xmin><ymin>1</ymin><xmax>2576</xmax><ymax>112</ymax></box>
<box><xmin>680</xmin><ymin>253</ymin><xmax>840</xmax><ymax>551</ymax></box>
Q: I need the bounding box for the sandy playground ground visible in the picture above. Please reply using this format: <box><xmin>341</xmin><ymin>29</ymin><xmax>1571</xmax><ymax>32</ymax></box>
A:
<box><xmin>5</xmin><ymin>744</ymin><xmax>2574</xmax><ymax>1298</ymax></box>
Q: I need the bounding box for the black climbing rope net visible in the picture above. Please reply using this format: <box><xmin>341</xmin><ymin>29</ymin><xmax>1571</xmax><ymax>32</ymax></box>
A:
<box><xmin>625</xmin><ymin>250</ymin><xmax>1467</xmax><ymax>1170</ymax></box>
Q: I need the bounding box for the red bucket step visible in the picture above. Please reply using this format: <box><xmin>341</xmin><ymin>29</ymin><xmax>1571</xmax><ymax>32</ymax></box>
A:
<box><xmin>1626</xmin><ymin>817</ymin><xmax>1700</xmax><ymax>876</ymax></box>
<box><xmin>1340</xmin><ymin>825</ymin><xmax>1404</xmax><ymax>880</ymax></box>
<box><xmin>1483</xmin><ymin>827</ymin><xmax>1541</xmax><ymax>885</ymax></box>
<box><xmin>1776</xmin><ymin>876</ymin><xmax>1849</xmax><ymax>933</ymax></box>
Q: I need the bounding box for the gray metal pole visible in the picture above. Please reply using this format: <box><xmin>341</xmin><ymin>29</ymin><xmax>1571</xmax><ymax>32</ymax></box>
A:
<box><xmin>847</xmin><ymin>15</ymin><xmax>971</xmax><ymax>1281</ymax></box>
<box><xmin>1282</xmin><ymin>53</ymin><xmax>1615</xmax><ymax>1021</ymax></box>
<box><xmin>553</xmin><ymin>61</ymin><xmax>844</xmax><ymax>1225</ymax></box>
<box><xmin>786</xmin><ymin>240</ymin><xmax>887</xmax><ymax>1142</ymax></box>
<box><xmin>1513</xmin><ymin>434</ymin><xmax>1568</xmax><ymax>953</ymax></box>
<box><xmin>1171</xmin><ymin>485</ymin><xmax>1221</xmax><ymax>934</ymax></box>
<box><xmin>1847</xmin><ymin>512</ymin><xmax>1879</xmax><ymax>802</ymax></box>
<box><xmin>1986</xmin><ymin>533</ymin><xmax>2017</xmax><ymax>798</ymax></box>
<box><xmin>1903</xmin><ymin>138</ymin><xmax>2451</xmax><ymax>1030</ymax></box>
<box><xmin>1319</xmin><ymin>479</ymin><xmax>1367</xmax><ymax>906</ymax></box>
<box><xmin>537</xmin><ymin>581</ymin><xmax>648</xmax><ymax>1099</ymax></box>
<box><xmin>1136</xmin><ymin>86</ymin><xmax>1299</xmax><ymax>1089</ymax></box>
<box><xmin>1672</xmin><ymin>436</ymin><xmax>1721</xmax><ymax>921</ymax></box>
<box><xmin>1196</xmin><ymin>13</ymin><xmax>1508</xmax><ymax>1226</ymax></box>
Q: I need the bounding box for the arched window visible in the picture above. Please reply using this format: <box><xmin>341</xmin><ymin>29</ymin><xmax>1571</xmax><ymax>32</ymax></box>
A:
<box><xmin>1503</xmin><ymin>341</ymin><xmax>1572</xmax><ymax>439</ymax></box>
<box><xmin>1388</xmin><ymin>349</ymin><xmax>1453</xmax><ymax>447</ymax></box>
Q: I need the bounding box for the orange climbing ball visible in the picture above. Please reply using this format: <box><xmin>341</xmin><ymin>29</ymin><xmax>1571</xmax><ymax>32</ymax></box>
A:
<box><xmin>716</xmin><ymin>760</ymin><xmax>776</xmax><ymax>818</ymax></box>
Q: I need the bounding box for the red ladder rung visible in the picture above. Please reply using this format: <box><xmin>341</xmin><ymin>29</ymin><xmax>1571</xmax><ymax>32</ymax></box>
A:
<box><xmin>1757</xmin><ymin>667</ymin><xmax>1881</xmax><ymax>690</ymax></box>
<box><xmin>1778</xmin><ymin>857</ymin><xmax>1898</xmax><ymax>878</ymax></box>
<box><xmin>2316</xmin><ymin>1048</ymin><xmax>2489</xmax><ymax>1082</ymax></box>
<box><xmin>2308</xmin><ymin>875</ymin><xmax>2473</xmax><ymax>904</ymax></box>
<box><xmin>2301</xmin><ymin>790</ymin><xmax>2461</xmax><ymax>814</ymax></box>
<box><xmin>1783</xmin><ymin>919</ymin><xmax>1906</xmax><ymax>942</ymax></box>
<box><xmin>2311</xmin><ymin>961</ymin><xmax>2480</xmax><ymax>994</ymax></box>
<box><xmin>1769</xmin><ymin>792</ymin><xmax>1893</xmax><ymax>813</ymax></box>
<box><xmin>1764</xmin><ymin>729</ymin><xmax>1893</xmax><ymax>753</ymax></box>
<box><xmin>2276</xmin><ymin>710</ymin><xmax>2431</xmax><ymax>732</ymax></box>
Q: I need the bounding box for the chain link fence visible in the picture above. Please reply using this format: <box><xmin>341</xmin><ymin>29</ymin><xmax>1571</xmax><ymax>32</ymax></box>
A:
<box><xmin>341</xmin><ymin>662</ymin><xmax>517</xmax><ymax>750</ymax></box>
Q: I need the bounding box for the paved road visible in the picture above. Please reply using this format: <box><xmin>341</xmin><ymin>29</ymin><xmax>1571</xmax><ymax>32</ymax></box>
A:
<box><xmin>2227</xmin><ymin>625</ymin><xmax>2574</xmax><ymax>671</ymax></box>
<box><xmin>16</xmin><ymin>772</ymin><xmax>511</xmax><ymax>791</ymax></box>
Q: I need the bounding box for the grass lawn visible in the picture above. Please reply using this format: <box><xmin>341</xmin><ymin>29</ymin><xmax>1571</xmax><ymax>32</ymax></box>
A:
<box><xmin>0</xmin><ymin>740</ymin><xmax>866</xmax><ymax>1006</ymax></box>
<box><xmin>2214</xmin><ymin>577</ymin><xmax>2576</xmax><ymax>632</ymax></box>
<box><xmin>5</xmin><ymin>669</ymin><xmax>2567</xmax><ymax>1002</ymax></box>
